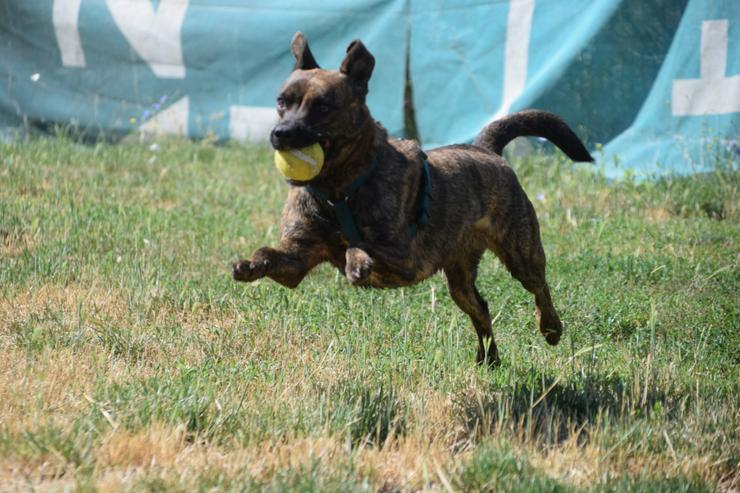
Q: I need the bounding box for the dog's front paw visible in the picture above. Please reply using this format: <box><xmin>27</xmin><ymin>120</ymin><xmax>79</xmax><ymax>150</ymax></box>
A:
<box><xmin>232</xmin><ymin>258</ymin><xmax>270</xmax><ymax>282</ymax></box>
<box><xmin>345</xmin><ymin>248</ymin><xmax>373</xmax><ymax>286</ymax></box>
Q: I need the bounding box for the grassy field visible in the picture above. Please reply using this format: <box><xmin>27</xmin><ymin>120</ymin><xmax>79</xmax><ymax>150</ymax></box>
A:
<box><xmin>0</xmin><ymin>136</ymin><xmax>738</xmax><ymax>492</ymax></box>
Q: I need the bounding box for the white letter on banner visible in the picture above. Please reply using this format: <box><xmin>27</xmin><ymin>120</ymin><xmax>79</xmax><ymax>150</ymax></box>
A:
<box><xmin>53</xmin><ymin>0</ymin><xmax>86</xmax><ymax>67</ymax></box>
<box><xmin>106</xmin><ymin>0</ymin><xmax>188</xmax><ymax>79</ymax></box>
<box><xmin>139</xmin><ymin>97</ymin><xmax>189</xmax><ymax>137</ymax></box>
<box><xmin>672</xmin><ymin>20</ymin><xmax>740</xmax><ymax>116</ymax></box>
<box><xmin>491</xmin><ymin>0</ymin><xmax>535</xmax><ymax>121</ymax></box>
<box><xmin>229</xmin><ymin>106</ymin><xmax>278</xmax><ymax>143</ymax></box>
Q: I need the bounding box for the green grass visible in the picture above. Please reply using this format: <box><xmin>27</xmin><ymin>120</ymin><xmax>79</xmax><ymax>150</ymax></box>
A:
<box><xmin>0</xmin><ymin>136</ymin><xmax>738</xmax><ymax>491</ymax></box>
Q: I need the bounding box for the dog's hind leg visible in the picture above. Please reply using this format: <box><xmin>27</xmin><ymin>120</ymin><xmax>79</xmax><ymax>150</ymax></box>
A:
<box><xmin>488</xmin><ymin>208</ymin><xmax>563</xmax><ymax>346</ymax></box>
<box><xmin>444</xmin><ymin>251</ymin><xmax>500</xmax><ymax>367</ymax></box>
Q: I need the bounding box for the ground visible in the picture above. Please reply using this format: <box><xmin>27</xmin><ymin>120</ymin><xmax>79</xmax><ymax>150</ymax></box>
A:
<box><xmin>0</xmin><ymin>136</ymin><xmax>738</xmax><ymax>492</ymax></box>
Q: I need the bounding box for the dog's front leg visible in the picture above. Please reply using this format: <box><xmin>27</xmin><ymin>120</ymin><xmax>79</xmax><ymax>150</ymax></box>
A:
<box><xmin>345</xmin><ymin>247</ymin><xmax>374</xmax><ymax>285</ymax></box>
<box><xmin>233</xmin><ymin>246</ymin><xmax>321</xmax><ymax>289</ymax></box>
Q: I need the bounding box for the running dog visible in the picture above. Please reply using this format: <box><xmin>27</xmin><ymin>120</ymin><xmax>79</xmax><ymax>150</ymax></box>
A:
<box><xmin>233</xmin><ymin>33</ymin><xmax>593</xmax><ymax>366</ymax></box>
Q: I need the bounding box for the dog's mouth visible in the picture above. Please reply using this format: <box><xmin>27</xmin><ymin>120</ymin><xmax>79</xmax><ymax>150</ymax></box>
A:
<box><xmin>272</xmin><ymin>131</ymin><xmax>334</xmax><ymax>186</ymax></box>
<box><xmin>270</xmin><ymin>130</ymin><xmax>331</xmax><ymax>155</ymax></box>
<box><xmin>280</xmin><ymin>137</ymin><xmax>333</xmax><ymax>187</ymax></box>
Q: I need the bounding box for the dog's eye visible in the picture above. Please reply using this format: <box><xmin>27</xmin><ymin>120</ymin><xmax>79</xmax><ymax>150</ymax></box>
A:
<box><xmin>276</xmin><ymin>97</ymin><xmax>287</xmax><ymax>110</ymax></box>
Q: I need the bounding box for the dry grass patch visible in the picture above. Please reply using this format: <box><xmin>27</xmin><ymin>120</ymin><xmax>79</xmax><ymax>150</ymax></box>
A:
<box><xmin>0</xmin><ymin>347</ymin><xmax>99</xmax><ymax>433</ymax></box>
<box><xmin>356</xmin><ymin>436</ymin><xmax>455</xmax><ymax>491</ymax></box>
<box><xmin>92</xmin><ymin>433</ymin><xmax>347</xmax><ymax>491</ymax></box>
<box><xmin>643</xmin><ymin>206</ymin><xmax>674</xmax><ymax>223</ymax></box>
<box><xmin>97</xmin><ymin>426</ymin><xmax>190</xmax><ymax>469</ymax></box>
<box><xmin>0</xmin><ymin>284</ymin><xmax>129</xmax><ymax>334</ymax></box>
<box><xmin>0</xmin><ymin>229</ymin><xmax>36</xmax><ymax>257</ymax></box>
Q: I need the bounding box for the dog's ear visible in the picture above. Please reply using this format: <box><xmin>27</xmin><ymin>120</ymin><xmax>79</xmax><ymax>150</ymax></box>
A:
<box><xmin>291</xmin><ymin>32</ymin><xmax>320</xmax><ymax>70</ymax></box>
<box><xmin>340</xmin><ymin>40</ymin><xmax>375</xmax><ymax>98</ymax></box>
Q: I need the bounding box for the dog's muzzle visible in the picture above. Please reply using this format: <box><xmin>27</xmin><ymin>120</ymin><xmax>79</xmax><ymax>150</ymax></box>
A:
<box><xmin>270</xmin><ymin>121</ymin><xmax>319</xmax><ymax>151</ymax></box>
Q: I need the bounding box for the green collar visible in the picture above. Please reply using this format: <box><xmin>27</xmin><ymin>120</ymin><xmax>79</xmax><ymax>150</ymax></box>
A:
<box><xmin>306</xmin><ymin>157</ymin><xmax>432</xmax><ymax>246</ymax></box>
<box><xmin>306</xmin><ymin>158</ymin><xmax>379</xmax><ymax>246</ymax></box>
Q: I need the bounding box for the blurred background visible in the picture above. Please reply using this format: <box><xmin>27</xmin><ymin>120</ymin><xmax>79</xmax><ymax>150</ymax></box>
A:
<box><xmin>1</xmin><ymin>0</ymin><xmax>738</xmax><ymax>176</ymax></box>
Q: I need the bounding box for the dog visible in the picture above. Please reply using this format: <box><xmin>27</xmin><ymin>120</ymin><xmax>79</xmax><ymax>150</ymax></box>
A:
<box><xmin>233</xmin><ymin>32</ymin><xmax>593</xmax><ymax>366</ymax></box>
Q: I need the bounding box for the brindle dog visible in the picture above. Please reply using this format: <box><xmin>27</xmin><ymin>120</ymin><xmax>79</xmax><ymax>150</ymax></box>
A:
<box><xmin>233</xmin><ymin>33</ymin><xmax>593</xmax><ymax>366</ymax></box>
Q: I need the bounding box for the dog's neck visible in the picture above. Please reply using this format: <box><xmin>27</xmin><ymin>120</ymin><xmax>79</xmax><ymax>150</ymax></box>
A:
<box><xmin>308</xmin><ymin>117</ymin><xmax>387</xmax><ymax>195</ymax></box>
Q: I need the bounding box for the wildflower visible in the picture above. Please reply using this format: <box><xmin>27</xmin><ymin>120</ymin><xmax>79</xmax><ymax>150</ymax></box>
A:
<box><xmin>727</xmin><ymin>139</ymin><xmax>739</xmax><ymax>156</ymax></box>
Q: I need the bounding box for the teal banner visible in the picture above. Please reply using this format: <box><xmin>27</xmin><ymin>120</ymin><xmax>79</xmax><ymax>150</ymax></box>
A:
<box><xmin>0</xmin><ymin>1</ymin><xmax>407</xmax><ymax>140</ymax></box>
<box><xmin>602</xmin><ymin>0</ymin><xmax>740</xmax><ymax>175</ymax></box>
<box><xmin>1</xmin><ymin>0</ymin><xmax>738</xmax><ymax>175</ymax></box>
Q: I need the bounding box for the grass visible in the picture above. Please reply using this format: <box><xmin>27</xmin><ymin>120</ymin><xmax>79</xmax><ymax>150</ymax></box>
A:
<box><xmin>0</xmin><ymin>135</ymin><xmax>738</xmax><ymax>492</ymax></box>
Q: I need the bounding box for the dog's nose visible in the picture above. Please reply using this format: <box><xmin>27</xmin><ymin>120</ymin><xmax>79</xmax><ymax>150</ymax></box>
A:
<box><xmin>270</xmin><ymin>121</ymin><xmax>317</xmax><ymax>150</ymax></box>
<box><xmin>271</xmin><ymin>125</ymin><xmax>289</xmax><ymax>139</ymax></box>
<box><xmin>270</xmin><ymin>124</ymin><xmax>291</xmax><ymax>149</ymax></box>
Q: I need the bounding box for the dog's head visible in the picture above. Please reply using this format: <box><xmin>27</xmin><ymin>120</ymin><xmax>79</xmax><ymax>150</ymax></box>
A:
<box><xmin>269</xmin><ymin>32</ymin><xmax>375</xmax><ymax>158</ymax></box>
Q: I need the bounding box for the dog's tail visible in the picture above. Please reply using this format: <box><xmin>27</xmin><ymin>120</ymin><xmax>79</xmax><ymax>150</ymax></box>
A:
<box><xmin>473</xmin><ymin>110</ymin><xmax>594</xmax><ymax>162</ymax></box>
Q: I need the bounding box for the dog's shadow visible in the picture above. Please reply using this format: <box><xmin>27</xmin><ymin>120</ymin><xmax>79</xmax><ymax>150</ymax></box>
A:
<box><xmin>453</xmin><ymin>367</ymin><xmax>668</xmax><ymax>447</ymax></box>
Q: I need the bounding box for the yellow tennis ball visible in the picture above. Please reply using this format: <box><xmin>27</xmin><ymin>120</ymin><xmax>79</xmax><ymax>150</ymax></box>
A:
<box><xmin>274</xmin><ymin>143</ymin><xmax>325</xmax><ymax>181</ymax></box>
